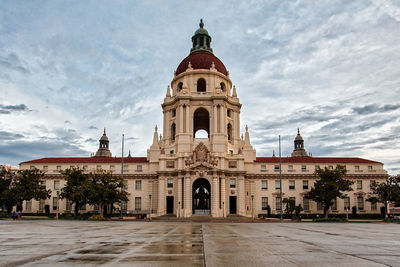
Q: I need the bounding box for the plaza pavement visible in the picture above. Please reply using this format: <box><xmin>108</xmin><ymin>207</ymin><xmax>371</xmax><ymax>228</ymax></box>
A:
<box><xmin>0</xmin><ymin>220</ymin><xmax>399</xmax><ymax>266</ymax></box>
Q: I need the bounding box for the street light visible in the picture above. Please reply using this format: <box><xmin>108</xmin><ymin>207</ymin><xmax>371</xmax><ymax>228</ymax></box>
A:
<box><xmin>56</xmin><ymin>190</ymin><xmax>60</xmax><ymax>220</ymax></box>
<box><xmin>223</xmin><ymin>201</ymin><xmax>225</xmax><ymax>218</ymax></box>
<box><xmin>251</xmin><ymin>194</ymin><xmax>254</xmax><ymax>220</ymax></box>
<box><xmin>149</xmin><ymin>194</ymin><xmax>152</xmax><ymax>221</ymax></box>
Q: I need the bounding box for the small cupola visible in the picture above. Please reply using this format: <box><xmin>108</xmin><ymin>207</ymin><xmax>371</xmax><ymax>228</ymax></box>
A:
<box><xmin>291</xmin><ymin>128</ymin><xmax>308</xmax><ymax>157</ymax></box>
<box><xmin>95</xmin><ymin>128</ymin><xmax>112</xmax><ymax>157</ymax></box>
<box><xmin>190</xmin><ymin>19</ymin><xmax>213</xmax><ymax>54</ymax></box>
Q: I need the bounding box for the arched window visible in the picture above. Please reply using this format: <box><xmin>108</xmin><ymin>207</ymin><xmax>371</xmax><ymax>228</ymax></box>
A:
<box><xmin>220</xmin><ymin>82</ymin><xmax>225</xmax><ymax>91</ymax></box>
<box><xmin>197</xmin><ymin>78</ymin><xmax>206</xmax><ymax>92</ymax></box>
<box><xmin>227</xmin><ymin>123</ymin><xmax>232</xmax><ymax>141</ymax></box>
<box><xmin>171</xmin><ymin>123</ymin><xmax>176</xmax><ymax>142</ymax></box>
<box><xmin>178</xmin><ymin>82</ymin><xmax>183</xmax><ymax>91</ymax></box>
<box><xmin>193</xmin><ymin>108</ymin><xmax>209</xmax><ymax>139</ymax></box>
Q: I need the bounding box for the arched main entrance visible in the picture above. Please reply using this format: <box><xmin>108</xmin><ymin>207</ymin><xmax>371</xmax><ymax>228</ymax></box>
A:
<box><xmin>192</xmin><ymin>178</ymin><xmax>211</xmax><ymax>214</ymax></box>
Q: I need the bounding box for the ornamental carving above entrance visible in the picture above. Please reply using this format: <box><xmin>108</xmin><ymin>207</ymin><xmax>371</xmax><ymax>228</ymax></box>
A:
<box><xmin>185</xmin><ymin>142</ymin><xmax>218</xmax><ymax>167</ymax></box>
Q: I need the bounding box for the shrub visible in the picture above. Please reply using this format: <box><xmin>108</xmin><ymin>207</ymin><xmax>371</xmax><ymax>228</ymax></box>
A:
<box><xmin>313</xmin><ymin>217</ymin><xmax>346</xmax><ymax>222</ymax></box>
<box><xmin>89</xmin><ymin>214</ymin><xmax>105</xmax><ymax>221</ymax></box>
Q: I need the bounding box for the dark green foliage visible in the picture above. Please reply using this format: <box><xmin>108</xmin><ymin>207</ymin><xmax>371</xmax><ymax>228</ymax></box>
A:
<box><xmin>352</xmin><ymin>206</ymin><xmax>357</xmax><ymax>217</ymax></box>
<box><xmin>0</xmin><ymin>168</ymin><xmax>51</xmax><ymax>212</ymax></box>
<box><xmin>266</xmin><ymin>205</ymin><xmax>271</xmax><ymax>218</ymax></box>
<box><xmin>367</xmin><ymin>175</ymin><xmax>400</xmax><ymax>217</ymax></box>
<box><xmin>313</xmin><ymin>217</ymin><xmax>346</xmax><ymax>222</ymax></box>
<box><xmin>283</xmin><ymin>198</ymin><xmax>296</xmax><ymax>216</ymax></box>
<box><xmin>60</xmin><ymin>167</ymin><xmax>90</xmax><ymax>216</ymax></box>
<box><xmin>305</xmin><ymin>165</ymin><xmax>353</xmax><ymax>218</ymax></box>
<box><xmin>86</xmin><ymin>171</ymin><xmax>129</xmax><ymax>215</ymax></box>
<box><xmin>295</xmin><ymin>204</ymin><xmax>303</xmax><ymax>218</ymax></box>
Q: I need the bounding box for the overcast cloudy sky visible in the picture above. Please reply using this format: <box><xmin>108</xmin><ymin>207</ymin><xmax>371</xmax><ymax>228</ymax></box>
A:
<box><xmin>1</xmin><ymin>0</ymin><xmax>399</xmax><ymax>174</ymax></box>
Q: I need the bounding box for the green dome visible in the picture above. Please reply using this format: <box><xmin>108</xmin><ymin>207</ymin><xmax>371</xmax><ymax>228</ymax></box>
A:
<box><xmin>195</xmin><ymin>27</ymin><xmax>209</xmax><ymax>36</ymax></box>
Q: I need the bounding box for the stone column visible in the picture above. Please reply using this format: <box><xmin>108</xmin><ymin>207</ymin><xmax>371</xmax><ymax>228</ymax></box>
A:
<box><xmin>158</xmin><ymin>178</ymin><xmax>165</xmax><ymax>216</ymax></box>
<box><xmin>177</xmin><ymin>177</ymin><xmax>182</xmax><ymax>217</ymax></box>
<box><xmin>185</xmin><ymin>176</ymin><xmax>192</xmax><ymax>217</ymax></box>
<box><xmin>179</xmin><ymin>105</ymin><xmax>184</xmax><ymax>133</ymax></box>
<box><xmin>238</xmin><ymin>177</ymin><xmax>245</xmax><ymax>216</ymax></box>
<box><xmin>221</xmin><ymin>177</ymin><xmax>226</xmax><ymax>217</ymax></box>
<box><xmin>213</xmin><ymin>105</ymin><xmax>217</xmax><ymax>133</ymax></box>
<box><xmin>212</xmin><ymin>176</ymin><xmax>218</xmax><ymax>217</ymax></box>
<box><xmin>186</xmin><ymin>104</ymin><xmax>190</xmax><ymax>133</ymax></box>
<box><xmin>220</xmin><ymin>104</ymin><xmax>224</xmax><ymax>134</ymax></box>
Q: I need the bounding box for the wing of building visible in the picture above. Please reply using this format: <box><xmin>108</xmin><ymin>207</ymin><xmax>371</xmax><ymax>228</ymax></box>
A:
<box><xmin>20</xmin><ymin>20</ymin><xmax>387</xmax><ymax>217</ymax></box>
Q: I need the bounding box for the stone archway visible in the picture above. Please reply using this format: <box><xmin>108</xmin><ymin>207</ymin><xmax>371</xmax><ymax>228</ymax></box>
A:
<box><xmin>192</xmin><ymin>178</ymin><xmax>211</xmax><ymax>214</ymax></box>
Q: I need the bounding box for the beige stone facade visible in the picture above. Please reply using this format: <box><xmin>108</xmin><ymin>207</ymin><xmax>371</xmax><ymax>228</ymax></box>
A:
<box><xmin>20</xmin><ymin>22</ymin><xmax>387</xmax><ymax>217</ymax></box>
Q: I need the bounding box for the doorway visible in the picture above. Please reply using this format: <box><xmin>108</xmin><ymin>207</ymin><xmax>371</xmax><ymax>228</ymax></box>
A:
<box><xmin>166</xmin><ymin>196</ymin><xmax>174</xmax><ymax>214</ymax></box>
<box><xmin>229</xmin><ymin>196</ymin><xmax>237</xmax><ymax>214</ymax></box>
<box><xmin>192</xmin><ymin>178</ymin><xmax>211</xmax><ymax>214</ymax></box>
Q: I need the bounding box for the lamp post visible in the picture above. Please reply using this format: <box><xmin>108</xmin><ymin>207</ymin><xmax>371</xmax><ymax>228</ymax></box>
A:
<box><xmin>251</xmin><ymin>194</ymin><xmax>254</xmax><ymax>220</ymax></box>
<box><xmin>223</xmin><ymin>201</ymin><xmax>225</xmax><ymax>218</ymax></box>
<box><xmin>120</xmin><ymin>134</ymin><xmax>124</xmax><ymax>220</ymax></box>
<box><xmin>56</xmin><ymin>190</ymin><xmax>60</xmax><ymax>220</ymax></box>
<box><xmin>178</xmin><ymin>201</ymin><xmax>181</xmax><ymax>218</ymax></box>
<box><xmin>149</xmin><ymin>194</ymin><xmax>152</xmax><ymax>221</ymax></box>
<box><xmin>279</xmin><ymin>135</ymin><xmax>283</xmax><ymax>222</ymax></box>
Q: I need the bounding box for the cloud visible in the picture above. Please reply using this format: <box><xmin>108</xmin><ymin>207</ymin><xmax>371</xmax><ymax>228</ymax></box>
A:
<box><xmin>0</xmin><ymin>52</ymin><xmax>29</xmax><ymax>74</ymax></box>
<box><xmin>352</xmin><ymin>104</ymin><xmax>400</xmax><ymax>115</ymax></box>
<box><xmin>64</xmin><ymin>120</ymin><xmax>71</xmax><ymax>124</ymax></box>
<box><xmin>88</xmin><ymin>126</ymin><xmax>98</xmax><ymax>130</ymax></box>
<box><xmin>0</xmin><ymin>104</ymin><xmax>29</xmax><ymax>114</ymax></box>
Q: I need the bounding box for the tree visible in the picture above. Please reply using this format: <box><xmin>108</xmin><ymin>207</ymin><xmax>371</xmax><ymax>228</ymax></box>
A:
<box><xmin>86</xmin><ymin>171</ymin><xmax>129</xmax><ymax>216</ymax></box>
<box><xmin>295</xmin><ymin>204</ymin><xmax>303</xmax><ymax>218</ymax></box>
<box><xmin>283</xmin><ymin>198</ymin><xmax>296</xmax><ymax>217</ymax></box>
<box><xmin>60</xmin><ymin>167</ymin><xmax>90</xmax><ymax>215</ymax></box>
<box><xmin>2</xmin><ymin>168</ymin><xmax>51</xmax><ymax>213</ymax></box>
<box><xmin>0</xmin><ymin>166</ymin><xmax>14</xmax><ymax>212</ymax></box>
<box><xmin>367</xmin><ymin>175</ymin><xmax>400</xmax><ymax>217</ymax></box>
<box><xmin>305</xmin><ymin>165</ymin><xmax>353</xmax><ymax>218</ymax></box>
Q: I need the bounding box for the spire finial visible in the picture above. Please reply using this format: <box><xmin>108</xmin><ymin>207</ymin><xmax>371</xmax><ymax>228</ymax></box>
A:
<box><xmin>297</xmin><ymin>128</ymin><xmax>300</xmax><ymax>135</ymax></box>
<box><xmin>199</xmin><ymin>19</ymin><xmax>204</xmax><ymax>28</ymax></box>
<box><xmin>273</xmin><ymin>150</ymin><xmax>276</xmax><ymax>157</ymax></box>
<box><xmin>104</xmin><ymin>128</ymin><xmax>106</xmax><ymax>135</ymax></box>
<box><xmin>155</xmin><ymin>125</ymin><xmax>158</xmax><ymax>132</ymax></box>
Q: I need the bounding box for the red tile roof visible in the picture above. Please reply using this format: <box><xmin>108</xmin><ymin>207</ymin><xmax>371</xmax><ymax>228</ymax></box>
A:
<box><xmin>176</xmin><ymin>51</ymin><xmax>228</xmax><ymax>76</ymax></box>
<box><xmin>255</xmin><ymin>157</ymin><xmax>382</xmax><ymax>164</ymax></box>
<box><xmin>20</xmin><ymin>157</ymin><xmax>148</xmax><ymax>165</ymax></box>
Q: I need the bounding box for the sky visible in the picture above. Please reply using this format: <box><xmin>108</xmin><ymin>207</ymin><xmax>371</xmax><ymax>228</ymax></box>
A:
<box><xmin>0</xmin><ymin>0</ymin><xmax>399</xmax><ymax>174</ymax></box>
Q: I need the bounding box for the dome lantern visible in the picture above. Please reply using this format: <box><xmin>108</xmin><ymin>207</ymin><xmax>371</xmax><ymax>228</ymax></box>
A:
<box><xmin>190</xmin><ymin>19</ymin><xmax>213</xmax><ymax>54</ymax></box>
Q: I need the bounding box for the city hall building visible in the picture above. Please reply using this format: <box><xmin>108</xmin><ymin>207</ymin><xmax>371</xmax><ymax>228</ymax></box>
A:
<box><xmin>20</xmin><ymin>21</ymin><xmax>387</xmax><ymax>218</ymax></box>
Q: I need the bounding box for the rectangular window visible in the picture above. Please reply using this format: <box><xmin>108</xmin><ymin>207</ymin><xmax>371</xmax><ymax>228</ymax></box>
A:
<box><xmin>357</xmin><ymin>197</ymin><xmax>364</xmax><ymax>210</ymax></box>
<box><xmin>275</xmin><ymin>197</ymin><xmax>281</xmax><ymax>211</ymax></box>
<box><xmin>230</xmin><ymin>179</ymin><xmax>236</xmax><ymax>188</ymax></box>
<box><xmin>371</xmin><ymin>202</ymin><xmax>377</xmax><ymax>211</ymax></box>
<box><xmin>227</xmin><ymin>109</ymin><xmax>232</xmax><ymax>117</ymax></box>
<box><xmin>260</xmin><ymin>165</ymin><xmax>266</xmax><ymax>172</ymax></box>
<box><xmin>262</xmin><ymin>197</ymin><xmax>268</xmax><ymax>210</ymax></box>
<box><xmin>301</xmin><ymin>165</ymin><xmax>307</xmax><ymax>172</ymax></box>
<box><xmin>93</xmin><ymin>204</ymin><xmax>99</xmax><ymax>212</ymax></box>
<box><xmin>70</xmin><ymin>165</ymin><xmax>74</xmax><ymax>169</ymax></box>
<box><xmin>274</xmin><ymin>165</ymin><xmax>280</xmax><ymax>172</ymax></box>
<box><xmin>344</xmin><ymin>197</ymin><xmax>350</xmax><ymax>210</ymax></box>
<box><xmin>355</xmin><ymin>165</ymin><xmax>360</xmax><ymax>171</ymax></box>
<box><xmin>368</xmin><ymin>165</ymin><xmax>373</xmax><ymax>171</ymax></box>
<box><xmin>66</xmin><ymin>200</ymin><xmax>72</xmax><ymax>211</ymax></box>
<box><xmin>52</xmin><ymin>197</ymin><xmax>58</xmax><ymax>211</ymax></box>
<box><xmin>43</xmin><ymin>165</ymin><xmax>48</xmax><ymax>171</ymax></box>
<box><xmin>332</xmin><ymin>198</ymin><xmax>337</xmax><ymax>210</ymax></box>
<box><xmin>30</xmin><ymin>165</ymin><xmax>35</xmax><ymax>170</ymax></box>
<box><xmin>109</xmin><ymin>165</ymin><xmax>115</xmax><ymax>171</ymax></box>
<box><xmin>83</xmin><ymin>165</ymin><xmax>88</xmax><ymax>171</ymax></box>
<box><xmin>137</xmin><ymin>165</ymin><xmax>143</xmax><ymax>172</ymax></box>
<box><xmin>135</xmin><ymin>180</ymin><xmax>142</xmax><ymax>190</ymax></box>
<box><xmin>261</xmin><ymin>180</ymin><xmax>268</xmax><ymax>190</ymax></box>
<box><xmin>317</xmin><ymin>201</ymin><xmax>323</xmax><ymax>211</ymax></box>
<box><xmin>96</xmin><ymin>165</ymin><xmax>102</xmax><ymax>170</ymax></box>
<box><xmin>25</xmin><ymin>200</ymin><xmax>32</xmax><ymax>211</ymax></box>
<box><xmin>121</xmin><ymin>201</ymin><xmax>127</xmax><ymax>212</ymax></box>
<box><xmin>289</xmin><ymin>180</ymin><xmax>295</xmax><ymax>190</ymax></box>
<box><xmin>40</xmin><ymin>181</ymin><xmax>46</xmax><ymax>189</ymax></box>
<box><xmin>135</xmin><ymin>197</ymin><xmax>141</xmax><ymax>211</ymax></box>
<box><xmin>123</xmin><ymin>165</ymin><xmax>128</xmax><ymax>171</ymax></box>
<box><xmin>370</xmin><ymin>180</ymin><xmax>375</xmax><ymax>189</ymax></box>
<box><xmin>315</xmin><ymin>165</ymin><xmax>320</xmax><ymax>170</ymax></box>
<box><xmin>56</xmin><ymin>165</ymin><xmax>61</xmax><ymax>171</ymax></box>
<box><xmin>172</xmin><ymin>109</ymin><xmax>176</xmax><ymax>117</ymax></box>
<box><xmin>303</xmin><ymin>180</ymin><xmax>309</xmax><ymax>190</ymax></box>
<box><xmin>39</xmin><ymin>199</ymin><xmax>45</xmax><ymax>212</ymax></box>
<box><xmin>54</xmin><ymin>180</ymin><xmax>60</xmax><ymax>190</ymax></box>
<box><xmin>275</xmin><ymin>180</ymin><xmax>280</xmax><ymax>190</ymax></box>
<box><xmin>288</xmin><ymin>165</ymin><xmax>293</xmax><ymax>171</ymax></box>
<box><xmin>303</xmin><ymin>198</ymin><xmax>310</xmax><ymax>211</ymax></box>
<box><xmin>357</xmin><ymin>180</ymin><xmax>363</xmax><ymax>190</ymax></box>
<box><xmin>167</xmin><ymin>178</ymin><xmax>173</xmax><ymax>188</ymax></box>
<box><xmin>328</xmin><ymin>165</ymin><xmax>333</xmax><ymax>170</ymax></box>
